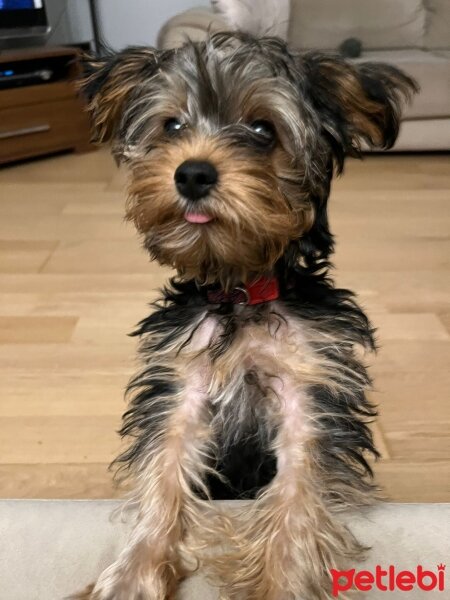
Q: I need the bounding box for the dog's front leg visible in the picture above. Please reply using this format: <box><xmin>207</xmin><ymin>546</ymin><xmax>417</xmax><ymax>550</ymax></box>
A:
<box><xmin>217</xmin><ymin>376</ymin><xmax>363</xmax><ymax>600</ymax></box>
<box><xmin>77</xmin><ymin>359</ymin><xmax>214</xmax><ymax>600</ymax></box>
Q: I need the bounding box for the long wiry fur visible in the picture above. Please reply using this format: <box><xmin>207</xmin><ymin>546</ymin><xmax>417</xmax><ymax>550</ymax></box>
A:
<box><xmin>74</xmin><ymin>32</ymin><xmax>417</xmax><ymax>600</ymax></box>
<box><xmin>76</xmin><ymin>279</ymin><xmax>378</xmax><ymax>600</ymax></box>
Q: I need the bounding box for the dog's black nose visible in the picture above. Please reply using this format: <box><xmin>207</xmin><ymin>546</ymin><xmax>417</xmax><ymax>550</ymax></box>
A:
<box><xmin>174</xmin><ymin>160</ymin><xmax>218</xmax><ymax>200</ymax></box>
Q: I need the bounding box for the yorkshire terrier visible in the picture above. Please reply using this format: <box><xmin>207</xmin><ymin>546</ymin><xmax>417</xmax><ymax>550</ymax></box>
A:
<box><xmin>76</xmin><ymin>32</ymin><xmax>416</xmax><ymax>600</ymax></box>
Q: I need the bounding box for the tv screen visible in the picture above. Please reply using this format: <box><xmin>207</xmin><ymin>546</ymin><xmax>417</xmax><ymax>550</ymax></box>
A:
<box><xmin>0</xmin><ymin>0</ymin><xmax>49</xmax><ymax>38</ymax></box>
<box><xmin>0</xmin><ymin>1</ymin><xmax>43</xmax><ymax>9</ymax></box>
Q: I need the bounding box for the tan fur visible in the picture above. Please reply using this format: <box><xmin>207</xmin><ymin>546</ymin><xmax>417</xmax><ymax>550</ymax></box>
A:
<box><xmin>73</xmin><ymin>308</ymin><xmax>371</xmax><ymax>599</ymax></box>
<box><xmin>73</xmin><ymin>33</ymin><xmax>416</xmax><ymax>600</ymax></box>
<box><xmin>199</xmin><ymin>309</ymin><xmax>365</xmax><ymax>599</ymax></box>
<box><xmin>323</xmin><ymin>61</ymin><xmax>385</xmax><ymax>147</ymax></box>
<box><xmin>81</xmin><ymin>369</ymin><xmax>210</xmax><ymax>598</ymax></box>
<box><xmin>72</xmin><ymin>320</ymin><xmax>228</xmax><ymax>600</ymax></box>
<box><xmin>126</xmin><ymin>135</ymin><xmax>314</xmax><ymax>289</ymax></box>
<box><xmin>81</xmin><ymin>49</ymin><xmax>161</xmax><ymax>143</ymax></box>
<box><xmin>307</xmin><ymin>57</ymin><xmax>414</xmax><ymax>150</ymax></box>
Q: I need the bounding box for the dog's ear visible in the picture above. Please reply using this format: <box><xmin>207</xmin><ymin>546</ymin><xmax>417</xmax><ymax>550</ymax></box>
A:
<box><xmin>301</xmin><ymin>53</ymin><xmax>418</xmax><ymax>166</ymax></box>
<box><xmin>80</xmin><ymin>47</ymin><xmax>163</xmax><ymax>143</ymax></box>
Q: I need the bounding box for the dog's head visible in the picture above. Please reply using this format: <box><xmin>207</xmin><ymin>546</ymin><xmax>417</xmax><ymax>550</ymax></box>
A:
<box><xmin>81</xmin><ymin>33</ymin><xmax>416</xmax><ymax>287</ymax></box>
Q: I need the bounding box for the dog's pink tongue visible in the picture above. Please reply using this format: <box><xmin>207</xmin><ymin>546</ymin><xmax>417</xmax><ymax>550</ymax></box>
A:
<box><xmin>184</xmin><ymin>212</ymin><xmax>213</xmax><ymax>224</ymax></box>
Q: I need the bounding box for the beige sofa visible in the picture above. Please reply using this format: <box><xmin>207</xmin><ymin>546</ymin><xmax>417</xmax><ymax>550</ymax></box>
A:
<box><xmin>1</xmin><ymin>499</ymin><xmax>450</xmax><ymax>599</ymax></box>
<box><xmin>158</xmin><ymin>1</ymin><xmax>450</xmax><ymax>151</ymax></box>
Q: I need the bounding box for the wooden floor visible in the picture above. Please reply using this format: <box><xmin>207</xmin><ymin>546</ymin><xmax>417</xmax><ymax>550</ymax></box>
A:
<box><xmin>0</xmin><ymin>149</ymin><xmax>449</xmax><ymax>502</ymax></box>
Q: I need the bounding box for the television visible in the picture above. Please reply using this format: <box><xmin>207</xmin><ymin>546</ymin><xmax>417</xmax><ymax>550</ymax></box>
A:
<box><xmin>0</xmin><ymin>0</ymin><xmax>50</xmax><ymax>39</ymax></box>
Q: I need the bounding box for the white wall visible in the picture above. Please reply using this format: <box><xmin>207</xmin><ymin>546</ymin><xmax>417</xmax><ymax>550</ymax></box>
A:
<box><xmin>97</xmin><ymin>0</ymin><xmax>209</xmax><ymax>50</ymax></box>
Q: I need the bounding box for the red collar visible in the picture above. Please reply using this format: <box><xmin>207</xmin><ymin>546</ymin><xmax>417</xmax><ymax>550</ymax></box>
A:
<box><xmin>206</xmin><ymin>275</ymin><xmax>280</xmax><ymax>306</ymax></box>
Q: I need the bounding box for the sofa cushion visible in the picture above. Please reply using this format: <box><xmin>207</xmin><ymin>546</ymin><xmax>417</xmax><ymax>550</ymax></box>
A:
<box><xmin>356</xmin><ymin>49</ymin><xmax>450</xmax><ymax>119</ymax></box>
<box><xmin>424</xmin><ymin>0</ymin><xmax>450</xmax><ymax>49</ymax></box>
<box><xmin>1</xmin><ymin>500</ymin><xmax>450</xmax><ymax>600</ymax></box>
<box><xmin>391</xmin><ymin>118</ymin><xmax>450</xmax><ymax>151</ymax></box>
<box><xmin>288</xmin><ymin>0</ymin><xmax>426</xmax><ymax>50</ymax></box>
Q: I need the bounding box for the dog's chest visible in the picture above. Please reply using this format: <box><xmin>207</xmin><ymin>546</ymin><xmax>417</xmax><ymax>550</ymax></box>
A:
<box><xmin>189</xmin><ymin>305</ymin><xmax>316</xmax><ymax>498</ymax></box>
<box><xmin>194</xmin><ymin>306</ymin><xmax>317</xmax><ymax>400</ymax></box>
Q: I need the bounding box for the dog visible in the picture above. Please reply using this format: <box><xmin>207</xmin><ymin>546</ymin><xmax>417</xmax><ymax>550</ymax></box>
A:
<box><xmin>76</xmin><ymin>32</ymin><xmax>417</xmax><ymax>600</ymax></box>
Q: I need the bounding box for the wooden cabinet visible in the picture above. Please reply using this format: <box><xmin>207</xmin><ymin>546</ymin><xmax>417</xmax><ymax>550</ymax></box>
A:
<box><xmin>0</xmin><ymin>47</ymin><xmax>94</xmax><ymax>165</ymax></box>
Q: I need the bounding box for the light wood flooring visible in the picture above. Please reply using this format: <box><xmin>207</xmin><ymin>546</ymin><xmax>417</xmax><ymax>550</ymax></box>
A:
<box><xmin>0</xmin><ymin>149</ymin><xmax>449</xmax><ymax>502</ymax></box>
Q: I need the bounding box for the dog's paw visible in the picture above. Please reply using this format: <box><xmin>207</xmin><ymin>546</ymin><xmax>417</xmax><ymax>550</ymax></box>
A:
<box><xmin>67</xmin><ymin>582</ymin><xmax>96</xmax><ymax>599</ymax></box>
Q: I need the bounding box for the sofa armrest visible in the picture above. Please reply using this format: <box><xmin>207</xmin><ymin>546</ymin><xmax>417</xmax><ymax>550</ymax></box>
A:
<box><xmin>157</xmin><ymin>7</ymin><xmax>229</xmax><ymax>49</ymax></box>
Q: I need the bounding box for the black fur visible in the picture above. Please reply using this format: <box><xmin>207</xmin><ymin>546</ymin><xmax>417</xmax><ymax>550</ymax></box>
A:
<box><xmin>117</xmin><ymin>265</ymin><xmax>378</xmax><ymax>500</ymax></box>
<box><xmin>75</xmin><ymin>33</ymin><xmax>421</xmax><ymax>600</ymax></box>
<box><xmin>79</xmin><ymin>32</ymin><xmax>416</xmax><ymax>499</ymax></box>
<box><xmin>80</xmin><ymin>35</ymin><xmax>417</xmax><ymax>267</ymax></box>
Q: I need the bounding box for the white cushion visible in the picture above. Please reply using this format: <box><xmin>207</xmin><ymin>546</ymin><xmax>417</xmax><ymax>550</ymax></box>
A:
<box><xmin>424</xmin><ymin>0</ymin><xmax>450</xmax><ymax>49</ymax></box>
<box><xmin>288</xmin><ymin>0</ymin><xmax>426</xmax><ymax>50</ymax></box>
<box><xmin>1</xmin><ymin>499</ymin><xmax>450</xmax><ymax>600</ymax></box>
<box><xmin>390</xmin><ymin>118</ymin><xmax>450</xmax><ymax>151</ymax></box>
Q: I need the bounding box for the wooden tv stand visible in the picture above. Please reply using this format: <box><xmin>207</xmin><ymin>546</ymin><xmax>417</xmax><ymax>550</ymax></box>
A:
<box><xmin>0</xmin><ymin>46</ymin><xmax>94</xmax><ymax>165</ymax></box>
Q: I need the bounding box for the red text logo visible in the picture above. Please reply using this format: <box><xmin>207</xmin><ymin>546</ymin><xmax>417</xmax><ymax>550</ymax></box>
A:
<box><xmin>330</xmin><ymin>564</ymin><xmax>446</xmax><ymax>596</ymax></box>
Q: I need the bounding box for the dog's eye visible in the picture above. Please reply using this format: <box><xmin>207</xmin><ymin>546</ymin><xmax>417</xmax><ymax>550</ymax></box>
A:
<box><xmin>250</xmin><ymin>120</ymin><xmax>276</xmax><ymax>141</ymax></box>
<box><xmin>164</xmin><ymin>118</ymin><xmax>184</xmax><ymax>134</ymax></box>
